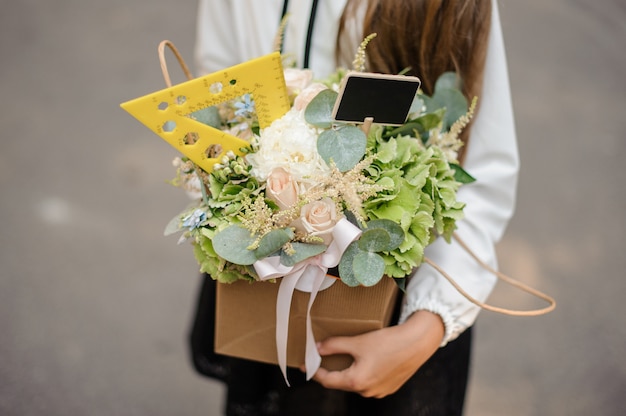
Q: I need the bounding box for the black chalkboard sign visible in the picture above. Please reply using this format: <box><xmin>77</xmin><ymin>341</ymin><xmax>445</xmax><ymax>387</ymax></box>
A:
<box><xmin>332</xmin><ymin>72</ymin><xmax>421</xmax><ymax>126</ymax></box>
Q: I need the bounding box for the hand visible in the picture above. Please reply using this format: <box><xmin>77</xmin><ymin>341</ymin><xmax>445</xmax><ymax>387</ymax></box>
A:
<box><xmin>309</xmin><ymin>310</ymin><xmax>445</xmax><ymax>398</ymax></box>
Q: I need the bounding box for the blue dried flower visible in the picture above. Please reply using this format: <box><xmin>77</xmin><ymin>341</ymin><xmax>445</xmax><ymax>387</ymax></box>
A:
<box><xmin>234</xmin><ymin>94</ymin><xmax>255</xmax><ymax>117</ymax></box>
<box><xmin>182</xmin><ymin>209</ymin><xmax>207</xmax><ymax>230</ymax></box>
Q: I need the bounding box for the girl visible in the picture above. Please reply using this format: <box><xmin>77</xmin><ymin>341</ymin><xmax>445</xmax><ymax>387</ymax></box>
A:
<box><xmin>191</xmin><ymin>1</ymin><xmax>518</xmax><ymax>414</ymax></box>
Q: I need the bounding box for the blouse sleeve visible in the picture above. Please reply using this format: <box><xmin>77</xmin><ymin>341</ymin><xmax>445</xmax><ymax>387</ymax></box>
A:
<box><xmin>398</xmin><ymin>0</ymin><xmax>520</xmax><ymax>346</ymax></box>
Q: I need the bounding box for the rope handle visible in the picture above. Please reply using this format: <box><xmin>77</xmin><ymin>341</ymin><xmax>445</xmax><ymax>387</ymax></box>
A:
<box><xmin>423</xmin><ymin>233</ymin><xmax>556</xmax><ymax>316</ymax></box>
<box><xmin>158</xmin><ymin>40</ymin><xmax>194</xmax><ymax>87</ymax></box>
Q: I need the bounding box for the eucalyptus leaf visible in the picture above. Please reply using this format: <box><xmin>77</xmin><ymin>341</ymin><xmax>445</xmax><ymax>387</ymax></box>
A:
<box><xmin>344</xmin><ymin>210</ymin><xmax>360</xmax><ymax>228</ymax></box>
<box><xmin>365</xmin><ymin>219</ymin><xmax>405</xmax><ymax>251</ymax></box>
<box><xmin>164</xmin><ymin>214</ymin><xmax>182</xmax><ymax>236</ymax></box>
<box><xmin>358</xmin><ymin>228</ymin><xmax>391</xmax><ymax>253</ymax></box>
<box><xmin>304</xmin><ymin>89</ymin><xmax>338</xmax><ymax>128</ymax></box>
<box><xmin>408</xmin><ymin>95</ymin><xmax>424</xmax><ymax>115</ymax></box>
<box><xmin>189</xmin><ymin>106</ymin><xmax>221</xmax><ymax>128</ymax></box>
<box><xmin>383</xmin><ymin>122</ymin><xmax>424</xmax><ymax>139</ymax></box>
<box><xmin>255</xmin><ymin>228</ymin><xmax>295</xmax><ymax>259</ymax></box>
<box><xmin>353</xmin><ymin>251</ymin><xmax>385</xmax><ymax>287</ymax></box>
<box><xmin>280</xmin><ymin>242</ymin><xmax>327</xmax><ymax>267</ymax></box>
<box><xmin>212</xmin><ymin>225</ymin><xmax>258</xmax><ymax>265</ymax></box>
<box><xmin>394</xmin><ymin>277</ymin><xmax>407</xmax><ymax>293</ymax></box>
<box><xmin>317</xmin><ymin>125</ymin><xmax>366</xmax><ymax>172</ymax></box>
<box><xmin>384</xmin><ymin>112</ymin><xmax>443</xmax><ymax>141</ymax></box>
<box><xmin>450</xmin><ymin>163</ymin><xmax>476</xmax><ymax>184</ymax></box>
<box><xmin>434</xmin><ymin>72</ymin><xmax>462</xmax><ymax>92</ymax></box>
<box><xmin>423</xmin><ymin>89</ymin><xmax>468</xmax><ymax>131</ymax></box>
<box><xmin>338</xmin><ymin>242</ymin><xmax>361</xmax><ymax>287</ymax></box>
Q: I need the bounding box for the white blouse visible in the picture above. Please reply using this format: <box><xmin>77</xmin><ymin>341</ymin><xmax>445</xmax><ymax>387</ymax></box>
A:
<box><xmin>195</xmin><ymin>0</ymin><xmax>519</xmax><ymax>346</ymax></box>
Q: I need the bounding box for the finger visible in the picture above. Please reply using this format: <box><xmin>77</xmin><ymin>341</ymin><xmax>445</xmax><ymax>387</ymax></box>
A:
<box><xmin>317</xmin><ymin>336</ymin><xmax>358</xmax><ymax>357</ymax></box>
<box><xmin>312</xmin><ymin>366</ymin><xmax>359</xmax><ymax>392</ymax></box>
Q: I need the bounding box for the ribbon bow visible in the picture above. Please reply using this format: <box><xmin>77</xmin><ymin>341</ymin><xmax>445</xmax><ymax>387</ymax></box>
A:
<box><xmin>253</xmin><ymin>218</ymin><xmax>362</xmax><ymax>385</ymax></box>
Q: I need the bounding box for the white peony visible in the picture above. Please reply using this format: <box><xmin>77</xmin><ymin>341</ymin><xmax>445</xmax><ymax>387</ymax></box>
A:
<box><xmin>246</xmin><ymin>108</ymin><xmax>330</xmax><ymax>182</ymax></box>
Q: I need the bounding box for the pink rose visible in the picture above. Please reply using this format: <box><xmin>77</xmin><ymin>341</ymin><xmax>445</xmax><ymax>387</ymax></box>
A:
<box><xmin>266</xmin><ymin>167</ymin><xmax>300</xmax><ymax>210</ymax></box>
<box><xmin>300</xmin><ymin>198</ymin><xmax>338</xmax><ymax>245</ymax></box>
<box><xmin>294</xmin><ymin>83</ymin><xmax>328</xmax><ymax>111</ymax></box>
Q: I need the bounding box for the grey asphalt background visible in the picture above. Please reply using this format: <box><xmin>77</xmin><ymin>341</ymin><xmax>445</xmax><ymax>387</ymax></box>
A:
<box><xmin>1</xmin><ymin>1</ymin><xmax>624</xmax><ymax>415</ymax></box>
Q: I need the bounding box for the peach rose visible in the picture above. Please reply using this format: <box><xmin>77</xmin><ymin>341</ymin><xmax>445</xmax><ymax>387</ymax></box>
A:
<box><xmin>300</xmin><ymin>198</ymin><xmax>338</xmax><ymax>245</ymax></box>
<box><xmin>266</xmin><ymin>167</ymin><xmax>300</xmax><ymax>210</ymax></box>
<box><xmin>294</xmin><ymin>83</ymin><xmax>328</xmax><ymax>111</ymax></box>
<box><xmin>284</xmin><ymin>68</ymin><xmax>313</xmax><ymax>96</ymax></box>
<box><xmin>227</xmin><ymin>123</ymin><xmax>254</xmax><ymax>141</ymax></box>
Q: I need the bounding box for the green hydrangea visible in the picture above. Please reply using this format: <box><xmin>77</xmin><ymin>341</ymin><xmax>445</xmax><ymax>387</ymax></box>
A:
<box><xmin>361</xmin><ymin>124</ymin><xmax>465</xmax><ymax>279</ymax></box>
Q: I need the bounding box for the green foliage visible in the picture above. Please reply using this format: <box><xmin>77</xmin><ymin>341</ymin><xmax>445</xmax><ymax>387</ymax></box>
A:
<box><xmin>189</xmin><ymin>106</ymin><xmax>221</xmax><ymax>128</ymax></box>
<box><xmin>337</xmin><ymin>242</ymin><xmax>362</xmax><ymax>287</ymax></box>
<box><xmin>383</xmin><ymin>110</ymin><xmax>444</xmax><ymax>143</ymax></box>
<box><xmin>450</xmin><ymin>163</ymin><xmax>476</xmax><ymax>184</ymax></box>
<box><xmin>358</xmin><ymin>228</ymin><xmax>391</xmax><ymax>253</ymax></box>
<box><xmin>338</xmin><ymin>218</ymin><xmax>407</xmax><ymax>286</ymax></box>
<box><xmin>365</xmin><ymin>219</ymin><xmax>404</xmax><ymax>250</ymax></box>
<box><xmin>212</xmin><ymin>225</ymin><xmax>258</xmax><ymax>265</ymax></box>
<box><xmin>359</xmin><ymin>125</ymin><xmax>465</xmax><ymax>277</ymax></box>
<box><xmin>421</xmin><ymin>72</ymin><xmax>468</xmax><ymax>131</ymax></box>
<box><xmin>304</xmin><ymin>89</ymin><xmax>338</xmax><ymax>128</ymax></box>
<box><xmin>317</xmin><ymin>125</ymin><xmax>366</xmax><ymax>172</ymax></box>
<box><xmin>167</xmin><ymin>70</ymin><xmax>475</xmax><ymax>285</ymax></box>
<box><xmin>280</xmin><ymin>242</ymin><xmax>327</xmax><ymax>267</ymax></box>
<box><xmin>255</xmin><ymin>228</ymin><xmax>295</xmax><ymax>258</ymax></box>
<box><xmin>352</xmin><ymin>251</ymin><xmax>386</xmax><ymax>286</ymax></box>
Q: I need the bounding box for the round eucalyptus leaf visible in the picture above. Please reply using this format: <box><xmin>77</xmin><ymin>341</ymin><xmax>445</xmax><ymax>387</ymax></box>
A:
<box><xmin>280</xmin><ymin>242</ymin><xmax>327</xmax><ymax>267</ymax></box>
<box><xmin>358</xmin><ymin>228</ymin><xmax>391</xmax><ymax>253</ymax></box>
<box><xmin>164</xmin><ymin>214</ymin><xmax>183</xmax><ymax>236</ymax></box>
<box><xmin>434</xmin><ymin>72</ymin><xmax>461</xmax><ymax>92</ymax></box>
<box><xmin>255</xmin><ymin>228</ymin><xmax>295</xmax><ymax>259</ymax></box>
<box><xmin>409</xmin><ymin>95</ymin><xmax>425</xmax><ymax>115</ymax></box>
<box><xmin>317</xmin><ymin>125</ymin><xmax>366</xmax><ymax>172</ymax></box>
<box><xmin>365</xmin><ymin>219</ymin><xmax>405</xmax><ymax>251</ymax></box>
<box><xmin>338</xmin><ymin>242</ymin><xmax>361</xmax><ymax>287</ymax></box>
<box><xmin>212</xmin><ymin>225</ymin><xmax>258</xmax><ymax>265</ymax></box>
<box><xmin>189</xmin><ymin>106</ymin><xmax>221</xmax><ymax>128</ymax></box>
<box><xmin>353</xmin><ymin>251</ymin><xmax>385</xmax><ymax>287</ymax></box>
<box><xmin>304</xmin><ymin>89</ymin><xmax>338</xmax><ymax>128</ymax></box>
<box><xmin>424</xmin><ymin>89</ymin><xmax>468</xmax><ymax>131</ymax></box>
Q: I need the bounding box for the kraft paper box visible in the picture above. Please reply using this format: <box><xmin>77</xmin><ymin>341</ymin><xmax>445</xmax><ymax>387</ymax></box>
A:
<box><xmin>215</xmin><ymin>276</ymin><xmax>399</xmax><ymax>371</ymax></box>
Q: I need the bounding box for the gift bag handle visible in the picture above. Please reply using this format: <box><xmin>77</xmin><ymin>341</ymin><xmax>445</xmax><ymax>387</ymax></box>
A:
<box><xmin>423</xmin><ymin>233</ymin><xmax>556</xmax><ymax>316</ymax></box>
<box><xmin>158</xmin><ymin>40</ymin><xmax>194</xmax><ymax>87</ymax></box>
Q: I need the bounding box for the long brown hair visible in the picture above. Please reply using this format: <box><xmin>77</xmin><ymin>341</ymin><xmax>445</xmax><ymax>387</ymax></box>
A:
<box><xmin>337</xmin><ymin>0</ymin><xmax>492</xmax><ymax>157</ymax></box>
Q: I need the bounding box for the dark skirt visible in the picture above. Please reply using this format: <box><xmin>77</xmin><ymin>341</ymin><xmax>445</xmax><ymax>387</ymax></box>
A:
<box><xmin>189</xmin><ymin>275</ymin><xmax>472</xmax><ymax>416</ymax></box>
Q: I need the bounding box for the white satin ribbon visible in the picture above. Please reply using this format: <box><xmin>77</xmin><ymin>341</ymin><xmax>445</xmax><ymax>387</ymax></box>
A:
<box><xmin>253</xmin><ymin>218</ymin><xmax>362</xmax><ymax>385</ymax></box>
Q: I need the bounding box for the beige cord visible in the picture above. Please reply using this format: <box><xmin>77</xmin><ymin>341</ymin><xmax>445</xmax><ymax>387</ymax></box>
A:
<box><xmin>158</xmin><ymin>40</ymin><xmax>194</xmax><ymax>87</ymax></box>
<box><xmin>423</xmin><ymin>233</ymin><xmax>556</xmax><ymax>316</ymax></box>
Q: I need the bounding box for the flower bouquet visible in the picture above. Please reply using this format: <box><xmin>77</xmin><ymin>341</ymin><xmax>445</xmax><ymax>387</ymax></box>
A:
<box><xmin>162</xmin><ymin>57</ymin><xmax>475</xmax><ymax>381</ymax></box>
<box><xmin>166</xmin><ymin>70</ymin><xmax>475</xmax><ymax>291</ymax></box>
<box><xmin>124</xmin><ymin>36</ymin><xmax>476</xmax><ymax>381</ymax></box>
